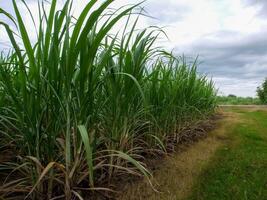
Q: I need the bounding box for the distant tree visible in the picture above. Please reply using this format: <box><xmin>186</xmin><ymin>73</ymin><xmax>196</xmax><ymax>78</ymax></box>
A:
<box><xmin>257</xmin><ymin>78</ymin><xmax>267</xmax><ymax>104</ymax></box>
<box><xmin>228</xmin><ymin>94</ymin><xmax>236</xmax><ymax>98</ymax></box>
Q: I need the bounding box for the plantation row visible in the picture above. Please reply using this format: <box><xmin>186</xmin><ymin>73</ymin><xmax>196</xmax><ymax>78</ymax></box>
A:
<box><xmin>0</xmin><ymin>0</ymin><xmax>217</xmax><ymax>199</ymax></box>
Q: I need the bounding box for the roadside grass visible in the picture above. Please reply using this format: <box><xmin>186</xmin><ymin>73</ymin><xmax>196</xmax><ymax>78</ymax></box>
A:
<box><xmin>188</xmin><ymin>109</ymin><xmax>267</xmax><ymax>200</ymax></box>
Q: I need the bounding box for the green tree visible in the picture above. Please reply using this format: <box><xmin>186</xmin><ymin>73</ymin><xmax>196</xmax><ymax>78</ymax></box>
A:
<box><xmin>257</xmin><ymin>78</ymin><xmax>267</xmax><ymax>104</ymax></box>
<box><xmin>228</xmin><ymin>94</ymin><xmax>237</xmax><ymax>98</ymax></box>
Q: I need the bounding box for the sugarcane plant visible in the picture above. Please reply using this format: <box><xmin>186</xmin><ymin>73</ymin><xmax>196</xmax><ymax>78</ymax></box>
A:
<box><xmin>0</xmin><ymin>0</ymin><xmax>217</xmax><ymax>199</ymax></box>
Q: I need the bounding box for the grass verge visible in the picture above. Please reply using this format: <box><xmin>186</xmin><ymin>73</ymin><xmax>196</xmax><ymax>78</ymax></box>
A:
<box><xmin>189</xmin><ymin>108</ymin><xmax>267</xmax><ymax>200</ymax></box>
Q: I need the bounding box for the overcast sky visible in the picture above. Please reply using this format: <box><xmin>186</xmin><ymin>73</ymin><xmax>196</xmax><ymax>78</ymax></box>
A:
<box><xmin>1</xmin><ymin>0</ymin><xmax>267</xmax><ymax>97</ymax></box>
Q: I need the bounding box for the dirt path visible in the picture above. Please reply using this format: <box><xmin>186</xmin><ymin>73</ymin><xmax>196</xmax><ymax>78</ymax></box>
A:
<box><xmin>118</xmin><ymin>111</ymin><xmax>240</xmax><ymax>200</ymax></box>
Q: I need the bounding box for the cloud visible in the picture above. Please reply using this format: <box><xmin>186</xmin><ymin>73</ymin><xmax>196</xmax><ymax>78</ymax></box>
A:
<box><xmin>214</xmin><ymin>77</ymin><xmax>261</xmax><ymax>97</ymax></box>
<box><xmin>156</xmin><ymin>0</ymin><xmax>267</xmax><ymax>97</ymax></box>
<box><xmin>143</xmin><ymin>0</ymin><xmax>190</xmax><ymax>24</ymax></box>
<box><xmin>176</xmin><ymin>30</ymin><xmax>267</xmax><ymax>96</ymax></box>
<box><xmin>242</xmin><ymin>0</ymin><xmax>267</xmax><ymax>17</ymax></box>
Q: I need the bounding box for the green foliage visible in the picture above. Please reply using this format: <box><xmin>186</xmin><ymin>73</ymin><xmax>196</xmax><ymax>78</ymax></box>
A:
<box><xmin>257</xmin><ymin>78</ymin><xmax>267</xmax><ymax>104</ymax></box>
<box><xmin>0</xmin><ymin>0</ymin><xmax>217</xmax><ymax>199</ymax></box>
<box><xmin>217</xmin><ymin>95</ymin><xmax>260</xmax><ymax>105</ymax></box>
<box><xmin>228</xmin><ymin>94</ymin><xmax>236</xmax><ymax>98</ymax></box>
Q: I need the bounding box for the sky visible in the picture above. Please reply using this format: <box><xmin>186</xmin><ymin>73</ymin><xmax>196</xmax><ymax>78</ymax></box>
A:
<box><xmin>1</xmin><ymin>0</ymin><xmax>267</xmax><ymax>97</ymax></box>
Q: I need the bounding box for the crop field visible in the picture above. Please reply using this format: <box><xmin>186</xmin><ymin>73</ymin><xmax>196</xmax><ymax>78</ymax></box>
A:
<box><xmin>2</xmin><ymin>1</ymin><xmax>266</xmax><ymax>200</ymax></box>
<box><xmin>0</xmin><ymin>1</ymin><xmax>217</xmax><ymax>199</ymax></box>
<box><xmin>217</xmin><ymin>96</ymin><xmax>261</xmax><ymax>105</ymax></box>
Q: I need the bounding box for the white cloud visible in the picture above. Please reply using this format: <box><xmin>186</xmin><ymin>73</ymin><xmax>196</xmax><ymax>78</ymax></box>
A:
<box><xmin>214</xmin><ymin>76</ymin><xmax>262</xmax><ymax>97</ymax></box>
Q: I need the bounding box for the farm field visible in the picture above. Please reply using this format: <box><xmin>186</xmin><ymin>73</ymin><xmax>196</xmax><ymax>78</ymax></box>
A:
<box><xmin>0</xmin><ymin>1</ymin><xmax>267</xmax><ymax>200</ymax></box>
<box><xmin>217</xmin><ymin>96</ymin><xmax>261</xmax><ymax>105</ymax></box>
<box><xmin>0</xmin><ymin>1</ymin><xmax>217</xmax><ymax>199</ymax></box>
<box><xmin>119</xmin><ymin>106</ymin><xmax>267</xmax><ymax>200</ymax></box>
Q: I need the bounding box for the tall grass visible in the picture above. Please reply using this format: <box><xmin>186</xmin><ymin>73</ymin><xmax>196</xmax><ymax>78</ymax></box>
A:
<box><xmin>0</xmin><ymin>0</ymin><xmax>217</xmax><ymax>199</ymax></box>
